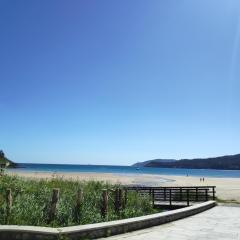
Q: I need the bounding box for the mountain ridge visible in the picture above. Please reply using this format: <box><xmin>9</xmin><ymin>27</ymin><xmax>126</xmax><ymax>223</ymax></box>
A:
<box><xmin>133</xmin><ymin>154</ymin><xmax>240</xmax><ymax>170</ymax></box>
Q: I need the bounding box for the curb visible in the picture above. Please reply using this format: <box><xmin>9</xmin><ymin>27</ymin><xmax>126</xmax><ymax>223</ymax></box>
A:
<box><xmin>0</xmin><ymin>201</ymin><xmax>216</xmax><ymax>240</ymax></box>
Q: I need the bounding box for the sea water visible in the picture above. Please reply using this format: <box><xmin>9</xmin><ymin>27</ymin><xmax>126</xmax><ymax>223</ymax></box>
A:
<box><xmin>8</xmin><ymin>163</ymin><xmax>240</xmax><ymax>178</ymax></box>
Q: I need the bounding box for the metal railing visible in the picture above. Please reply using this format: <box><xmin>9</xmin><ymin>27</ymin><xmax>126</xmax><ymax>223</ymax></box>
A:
<box><xmin>126</xmin><ymin>186</ymin><xmax>216</xmax><ymax>206</ymax></box>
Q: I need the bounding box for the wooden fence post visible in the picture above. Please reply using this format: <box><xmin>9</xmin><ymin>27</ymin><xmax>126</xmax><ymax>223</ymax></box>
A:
<box><xmin>119</xmin><ymin>189</ymin><xmax>123</xmax><ymax>210</ymax></box>
<box><xmin>101</xmin><ymin>189</ymin><xmax>108</xmax><ymax>220</ymax></box>
<box><xmin>48</xmin><ymin>188</ymin><xmax>60</xmax><ymax>224</ymax></box>
<box><xmin>114</xmin><ymin>188</ymin><xmax>121</xmax><ymax>214</ymax></box>
<box><xmin>74</xmin><ymin>188</ymin><xmax>83</xmax><ymax>222</ymax></box>
<box><xmin>6</xmin><ymin>188</ymin><xmax>12</xmax><ymax>223</ymax></box>
<box><xmin>124</xmin><ymin>189</ymin><xmax>128</xmax><ymax>208</ymax></box>
<box><xmin>76</xmin><ymin>189</ymin><xmax>83</xmax><ymax>208</ymax></box>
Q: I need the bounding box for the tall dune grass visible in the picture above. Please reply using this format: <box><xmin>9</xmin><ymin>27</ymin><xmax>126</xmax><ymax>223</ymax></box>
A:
<box><xmin>0</xmin><ymin>175</ymin><xmax>157</xmax><ymax>227</ymax></box>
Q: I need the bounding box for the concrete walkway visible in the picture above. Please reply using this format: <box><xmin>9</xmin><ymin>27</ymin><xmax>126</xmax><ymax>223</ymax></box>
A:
<box><xmin>100</xmin><ymin>206</ymin><xmax>240</xmax><ymax>240</ymax></box>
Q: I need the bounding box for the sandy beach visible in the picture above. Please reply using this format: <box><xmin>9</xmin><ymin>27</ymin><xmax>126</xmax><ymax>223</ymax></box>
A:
<box><xmin>7</xmin><ymin>171</ymin><xmax>240</xmax><ymax>202</ymax></box>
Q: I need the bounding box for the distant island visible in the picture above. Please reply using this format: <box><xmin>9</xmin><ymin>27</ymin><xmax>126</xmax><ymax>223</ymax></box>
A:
<box><xmin>0</xmin><ymin>150</ymin><xmax>16</xmax><ymax>168</ymax></box>
<box><xmin>133</xmin><ymin>154</ymin><xmax>240</xmax><ymax>170</ymax></box>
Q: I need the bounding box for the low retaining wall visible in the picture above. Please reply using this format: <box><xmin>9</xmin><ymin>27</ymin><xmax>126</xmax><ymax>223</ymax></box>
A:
<box><xmin>0</xmin><ymin>201</ymin><xmax>216</xmax><ymax>240</ymax></box>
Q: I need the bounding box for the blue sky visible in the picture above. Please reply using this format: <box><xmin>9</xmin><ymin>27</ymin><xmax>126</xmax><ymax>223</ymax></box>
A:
<box><xmin>0</xmin><ymin>0</ymin><xmax>240</xmax><ymax>165</ymax></box>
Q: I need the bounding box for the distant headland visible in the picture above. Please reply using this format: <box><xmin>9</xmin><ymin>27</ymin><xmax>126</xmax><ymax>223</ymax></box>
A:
<box><xmin>0</xmin><ymin>150</ymin><xmax>16</xmax><ymax>167</ymax></box>
<box><xmin>133</xmin><ymin>154</ymin><xmax>240</xmax><ymax>170</ymax></box>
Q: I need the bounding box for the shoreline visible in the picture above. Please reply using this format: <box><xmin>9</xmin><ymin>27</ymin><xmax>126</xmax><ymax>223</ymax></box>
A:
<box><xmin>7</xmin><ymin>170</ymin><xmax>174</xmax><ymax>186</ymax></box>
<box><xmin>6</xmin><ymin>170</ymin><xmax>240</xmax><ymax>201</ymax></box>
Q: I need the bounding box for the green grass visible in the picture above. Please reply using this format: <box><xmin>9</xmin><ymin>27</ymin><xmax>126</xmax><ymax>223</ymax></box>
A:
<box><xmin>0</xmin><ymin>174</ymin><xmax>158</xmax><ymax>227</ymax></box>
<box><xmin>216</xmin><ymin>197</ymin><xmax>240</xmax><ymax>204</ymax></box>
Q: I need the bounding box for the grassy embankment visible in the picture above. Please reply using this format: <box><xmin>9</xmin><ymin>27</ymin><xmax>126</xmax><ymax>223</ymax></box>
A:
<box><xmin>215</xmin><ymin>197</ymin><xmax>240</xmax><ymax>204</ymax></box>
<box><xmin>0</xmin><ymin>175</ymin><xmax>157</xmax><ymax>227</ymax></box>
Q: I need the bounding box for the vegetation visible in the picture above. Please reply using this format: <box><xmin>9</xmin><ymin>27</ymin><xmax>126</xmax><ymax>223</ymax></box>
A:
<box><xmin>134</xmin><ymin>154</ymin><xmax>240</xmax><ymax>170</ymax></box>
<box><xmin>0</xmin><ymin>175</ymin><xmax>157</xmax><ymax>227</ymax></box>
<box><xmin>0</xmin><ymin>150</ymin><xmax>16</xmax><ymax>168</ymax></box>
<box><xmin>216</xmin><ymin>197</ymin><xmax>240</xmax><ymax>204</ymax></box>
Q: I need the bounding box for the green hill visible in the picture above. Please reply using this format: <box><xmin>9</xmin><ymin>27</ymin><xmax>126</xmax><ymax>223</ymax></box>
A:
<box><xmin>0</xmin><ymin>150</ymin><xmax>16</xmax><ymax>167</ymax></box>
<box><xmin>133</xmin><ymin>154</ymin><xmax>240</xmax><ymax>170</ymax></box>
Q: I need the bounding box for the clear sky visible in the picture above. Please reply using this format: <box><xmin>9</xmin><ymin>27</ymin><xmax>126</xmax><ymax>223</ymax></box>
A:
<box><xmin>0</xmin><ymin>0</ymin><xmax>240</xmax><ymax>165</ymax></box>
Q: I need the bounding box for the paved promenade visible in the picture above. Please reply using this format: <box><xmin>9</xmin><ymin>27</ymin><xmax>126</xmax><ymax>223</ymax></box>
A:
<box><xmin>100</xmin><ymin>206</ymin><xmax>240</xmax><ymax>240</ymax></box>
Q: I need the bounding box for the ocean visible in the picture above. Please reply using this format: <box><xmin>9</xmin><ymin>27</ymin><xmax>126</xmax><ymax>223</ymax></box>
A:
<box><xmin>8</xmin><ymin>163</ymin><xmax>240</xmax><ymax>178</ymax></box>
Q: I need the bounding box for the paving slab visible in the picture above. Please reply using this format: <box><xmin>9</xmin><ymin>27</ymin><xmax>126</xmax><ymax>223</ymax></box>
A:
<box><xmin>98</xmin><ymin>206</ymin><xmax>240</xmax><ymax>240</ymax></box>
